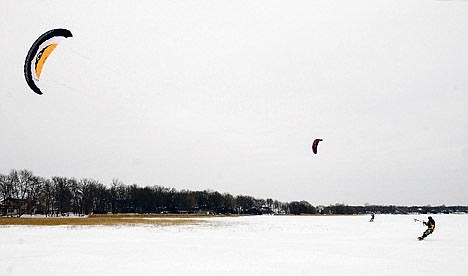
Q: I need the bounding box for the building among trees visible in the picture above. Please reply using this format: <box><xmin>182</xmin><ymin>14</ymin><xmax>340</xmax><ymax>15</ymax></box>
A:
<box><xmin>1</xmin><ymin>197</ymin><xmax>35</xmax><ymax>217</ymax></box>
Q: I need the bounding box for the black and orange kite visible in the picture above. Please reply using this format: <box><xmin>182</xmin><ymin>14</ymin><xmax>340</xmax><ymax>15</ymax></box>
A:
<box><xmin>24</xmin><ymin>29</ymin><xmax>73</xmax><ymax>95</ymax></box>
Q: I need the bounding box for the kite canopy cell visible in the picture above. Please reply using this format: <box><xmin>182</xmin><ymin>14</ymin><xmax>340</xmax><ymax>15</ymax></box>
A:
<box><xmin>24</xmin><ymin>28</ymin><xmax>73</xmax><ymax>95</ymax></box>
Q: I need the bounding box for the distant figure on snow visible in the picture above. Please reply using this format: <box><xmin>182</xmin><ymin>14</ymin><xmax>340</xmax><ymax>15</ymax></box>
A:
<box><xmin>369</xmin><ymin>213</ymin><xmax>375</xmax><ymax>222</ymax></box>
<box><xmin>418</xmin><ymin>216</ymin><xmax>435</xmax><ymax>240</ymax></box>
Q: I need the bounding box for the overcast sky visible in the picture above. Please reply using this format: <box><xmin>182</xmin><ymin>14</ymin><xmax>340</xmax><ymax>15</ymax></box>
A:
<box><xmin>1</xmin><ymin>0</ymin><xmax>467</xmax><ymax>205</ymax></box>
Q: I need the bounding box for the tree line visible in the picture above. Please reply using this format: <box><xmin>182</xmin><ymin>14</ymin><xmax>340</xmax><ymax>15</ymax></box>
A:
<box><xmin>1</xmin><ymin>169</ymin><xmax>466</xmax><ymax>216</ymax></box>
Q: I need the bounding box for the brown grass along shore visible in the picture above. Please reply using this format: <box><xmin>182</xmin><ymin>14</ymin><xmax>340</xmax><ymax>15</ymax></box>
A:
<box><xmin>0</xmin><ymin>214</ymin><xmax>209</xmax><ymax>226</ymax></box>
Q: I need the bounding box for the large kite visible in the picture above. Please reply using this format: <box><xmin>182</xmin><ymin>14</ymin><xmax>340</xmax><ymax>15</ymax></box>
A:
<box><xmin>24</xmin><ymin>29</ymin><xmax>73</xmax><ymax>95</ymax></box>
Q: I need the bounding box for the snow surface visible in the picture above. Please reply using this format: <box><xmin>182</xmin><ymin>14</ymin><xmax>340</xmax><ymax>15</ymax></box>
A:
<box><xmin>1</xmin><ymin>215</ymin><xmax>467</xmax><ymax>275</ymax></box>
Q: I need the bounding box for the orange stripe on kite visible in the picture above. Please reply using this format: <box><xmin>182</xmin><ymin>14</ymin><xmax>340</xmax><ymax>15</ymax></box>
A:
<box><xmin>35</xmin><ymin>43</ymin><xmax>58</xmax><ymax>78</ymax></box>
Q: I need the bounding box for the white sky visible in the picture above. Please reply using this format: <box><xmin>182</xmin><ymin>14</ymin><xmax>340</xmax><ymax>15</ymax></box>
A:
<box><xmin>1</xmin><ymin>0</ymin><xmax>467</xmax><ymax>205</ymax></box>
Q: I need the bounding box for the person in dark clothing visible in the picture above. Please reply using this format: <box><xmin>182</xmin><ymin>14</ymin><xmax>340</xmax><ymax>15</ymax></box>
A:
<box><xmin>418</xmin><ymin>216</ymin><xmax>435</xmax><ymax>240</ymax></box>
<box><xmin>369</xmin><ymin>213</ymin><xmax>375</xmax><ymax>222</ymax></box>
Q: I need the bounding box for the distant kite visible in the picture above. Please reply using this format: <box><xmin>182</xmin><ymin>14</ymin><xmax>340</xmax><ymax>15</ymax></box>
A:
<box><xmin>24</xmin><ymin>28</ymin><xmax>73</xmax><ymax>95</ymax></box>
<box><xmin>312</xmin><ymin>139</ymin><xmax>322</xmax><ymax>154</ymax></box>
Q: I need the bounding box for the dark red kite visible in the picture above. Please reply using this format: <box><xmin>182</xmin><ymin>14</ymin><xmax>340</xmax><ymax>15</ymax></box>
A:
<box><xmin>312</xmin><ymin>139</ymin><xmax>322</xmax><ymax>154</ymax></box>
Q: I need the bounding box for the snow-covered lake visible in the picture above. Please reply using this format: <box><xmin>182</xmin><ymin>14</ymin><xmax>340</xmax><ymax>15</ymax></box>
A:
<box><xmin>1</xmin><ymin>215</ymin><xmax>467</xmax><ymax>275</ymax></box>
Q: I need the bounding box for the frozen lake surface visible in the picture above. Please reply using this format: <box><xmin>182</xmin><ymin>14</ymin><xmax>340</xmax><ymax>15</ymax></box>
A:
<box><xmin>1</xmin><ymin>215</ymin><xmax>467</xmax><ymax>275</ymax></box>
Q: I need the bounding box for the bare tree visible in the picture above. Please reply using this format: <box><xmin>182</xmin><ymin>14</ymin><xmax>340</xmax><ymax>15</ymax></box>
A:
<box><xmin>0</xmin><ymin>173</ymin><xmax>11</xmax><ymax>202</ymax></box>
<box><xmin>51</xmin><ymin>177</ymin><xmax>72</xmax><ymax>215</ymax></box>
